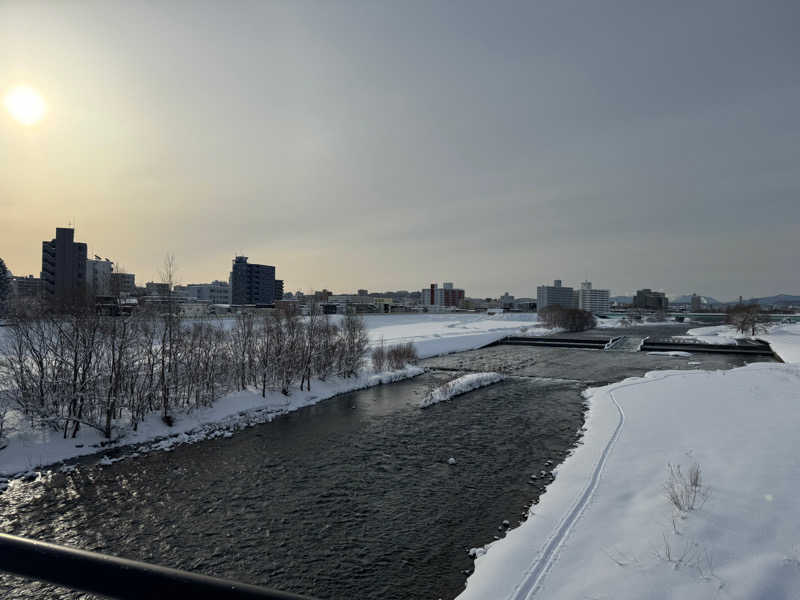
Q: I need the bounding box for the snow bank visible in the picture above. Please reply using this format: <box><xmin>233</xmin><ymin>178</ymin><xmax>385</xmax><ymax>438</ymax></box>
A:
<box><xmin>0</xmin><ymin>365</ymin><xmax>423</xmax><ymax>477</ymax></box>
<box><xmin>685</xmin><ymin>322</ymin><xmax>800</xmax><ymax>364</ymax></box>
<box><xmin>459</xmin><ymin>362</ymin><xmax>800</xmax><ymax>600</ymax></box>
<box><xmin>420</xmin><ymin>373</ymin><xmax>504</xmax><ymax>408</ymax></box>
<box><xmin>683</xmin><ymin>324</ymin><xmax>746</xmax><ymax>346</ymax></box>
<box><xmin>761</xmin><ymin>322</ymin><xmax>800</xmax><ymax>364</ymax></box>
<box><xmin>595</xmin><ymin>317</ymin><xmax>685</xmax><ymax>329</ymax></box>
<box><xmin>362</xmin><ymin>313</ymin><xmax>555</xmax><ymax>358</ymax></box>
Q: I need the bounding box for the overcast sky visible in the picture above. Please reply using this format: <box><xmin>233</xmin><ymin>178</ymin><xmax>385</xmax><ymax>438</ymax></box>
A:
<box><xmin>2</xmin><ymin>0</ymin><xmax>798</xmax><ymax>300</ymax></box>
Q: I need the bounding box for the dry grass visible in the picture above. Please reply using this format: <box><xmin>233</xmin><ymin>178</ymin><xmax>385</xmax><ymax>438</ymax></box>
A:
<box><xmin>665</xmin><ymin>462</ymin><xmax>708</xmax><ymax>514</ymax></box>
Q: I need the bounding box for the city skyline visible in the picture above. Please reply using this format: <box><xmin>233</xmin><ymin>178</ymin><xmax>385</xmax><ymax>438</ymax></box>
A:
<box><xmin>4</xmin><ymin>223</ymin><xmax>799</xmax><ymax>302</ymax></box>
<box><xmin>2</xmin><ymin>1</ymin><xmax>798</xmax><ymax>299</ymax></box>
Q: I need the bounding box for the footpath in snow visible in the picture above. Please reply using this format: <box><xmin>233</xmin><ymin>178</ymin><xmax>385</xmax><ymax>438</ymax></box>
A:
<box><xmin>460</xmin><ymin>322</ymin><xmax>800</xmax><ymax>599</ymax></box>
<box><xmin>0</xmin><ymin>313</ymin><xmax>551</xmax><ymax>477</ymax></box>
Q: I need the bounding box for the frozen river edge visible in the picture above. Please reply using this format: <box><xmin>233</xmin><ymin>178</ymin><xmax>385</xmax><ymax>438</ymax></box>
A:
<box><xmin>459</xmin><ymin>324</ymin><xmax>800</xmax><ymax>600</ymax></box>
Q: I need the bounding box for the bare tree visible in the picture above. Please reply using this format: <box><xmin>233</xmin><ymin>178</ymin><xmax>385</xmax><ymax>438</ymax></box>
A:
<box><xmin>338</xmin><ymin>314</ymin><xmax>369</xmax><ymax>377</ymax></box>
<box><xmin>726</xmin><ymin>304</ymin><xmax>766</xmax><ymax>336</ymax></box>
<box><xmin>158</xmin><ymin>253</ymin><xmax>181</xmax><ymax>423</ymax></box>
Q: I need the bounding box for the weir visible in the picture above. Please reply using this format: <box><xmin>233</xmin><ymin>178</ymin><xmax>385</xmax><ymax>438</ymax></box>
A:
<box><xmin>488</xmin><ymin>335</ymin><xmax>776</xmax><ymax>357</ymax></box>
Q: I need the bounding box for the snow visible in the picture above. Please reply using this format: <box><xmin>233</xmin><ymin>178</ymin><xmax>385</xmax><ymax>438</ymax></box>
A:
<box><xmin>459</xmin><ymin>361</ymin><xmax>800</xmax><ymax>600</ymax></box>
<box><xmin>761</xmin><ymin>322</ymin><xmax>800</xmax><ymax>364</ymax></box>
<box><xmin>646</xmin><ymin>351</ymin><xmax>692</xmax><ymax>358</ymax></box>
<box><xmin>420</xmin><ymin>372</ymin><xmax>505</xmax><ymax>408</ymax></box>
<box><xmin>595</xmin><ymin>317</ymin><xmax>685</xmax><ymax>329</ymax></box>
<box><xmin>685</xmin><ymin>322</ymin><xmax>800</xmax><ymax>364</ymax></box>
<box><xmin>361</xmin><ymin>313</ymin><xmax>555</xmax><ymax>358</ymax></box>
<box><xmin>681</xmin><ymin>324</ymin><xmax>747</xmax><ymax>346</ymax></box>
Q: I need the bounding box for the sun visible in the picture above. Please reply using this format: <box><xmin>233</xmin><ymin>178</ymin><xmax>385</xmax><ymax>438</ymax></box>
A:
<box><xmin>4</xmin><ymin>85</ymin><xmax>47</xmax><ymax>125</ymax></box>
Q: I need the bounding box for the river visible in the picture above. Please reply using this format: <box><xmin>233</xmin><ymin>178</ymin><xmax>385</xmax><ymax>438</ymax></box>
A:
<box><xmin>0</xmin><ymin>324</ymin><xmax>772</xmax><ymax>599</ymax></box>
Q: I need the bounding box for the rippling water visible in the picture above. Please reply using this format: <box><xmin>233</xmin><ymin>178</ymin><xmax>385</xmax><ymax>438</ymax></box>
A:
<box><xmin>0</xmin><ymin>333</ymin><xmax>770</xmax><ymax>599</ymax></box>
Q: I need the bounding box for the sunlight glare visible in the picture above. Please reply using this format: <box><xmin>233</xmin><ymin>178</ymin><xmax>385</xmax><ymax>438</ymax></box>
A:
<box><xmin>4</xmin><ymin>85</ymin><xmax>47</xmax><ymax>125</ymax></box>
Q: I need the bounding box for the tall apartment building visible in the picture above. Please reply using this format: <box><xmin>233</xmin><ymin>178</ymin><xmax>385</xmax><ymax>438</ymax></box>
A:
<box><xmin>633</xmin><ymin>289</ymin><xmax>669</xmax><ymax>311</ymax></box>
<box><xmin>110</xmin><ymin>272</ymin><xmax>136</xmax><ymax>297</ymax></box>
<box><xmin>421</xmin><ymin>282</ymin><xmax>465</xmax><ymax>307</ymax></box>
<box><xmin>86</xmin><ymin>257</ymin><xmax>113</xmax><ymax>297</ymax></box>
<box><xmin>41</xmin><ymin>227</ymin><xmax>87</xmax><ymax>303</ymax></box>
<box><xmin>230</xmin><ymin>256</ymin><xmax>280</xmax><ymax>305</ymax></box>
<box><xmin>536</xmin><ymin>280</ymin><xmax>576</xmax><ymax>310</ymax></box>
<box><xmin>576</xmin><ymin>281</ymin><xmax>610</xmax><ymax>314</ymax></box>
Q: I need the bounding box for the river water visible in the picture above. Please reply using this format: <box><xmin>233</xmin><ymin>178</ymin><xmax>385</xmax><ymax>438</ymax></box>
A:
<box><xmin>0</xmin><ymin>325</ymin><xmax>772</xmax><ymax>599</ymax></box>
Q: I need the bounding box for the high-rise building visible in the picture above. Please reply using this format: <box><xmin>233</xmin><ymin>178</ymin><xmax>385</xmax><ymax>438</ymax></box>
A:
<box><xmin>499</xmin><ymin>292</ymin><xmax>515</xmax><ymax>308</ymax></box>
<box><xmin>576</xmin><ymin>281</ymin><xmax>610</xmax><ymax>314</ymax></box>
<box><xmin>110</xmin><ymin>272</ymin><xmax>136</xmax><ymax>297</ymax></box>
<box><xmin>41</xmin><ymin>227</ymin><xmax>87</xmax><ymax>303</ymax></box>
<box><xmin>633</xmin><ymin>289</ymin><xmax>668</xmax><ymax>311</ymax></box>
<box><xmin>536</xmin><ymin>280</ymin><xmax>577</xmax><ymax>310</ymax></box>
<box><xmin>690</xmin><ymin>294</ymin><xmax>702</xmax><ymax>311</ymax></box>
<box><xmin>230</xmin><ymin>256</ymin><xmax>279</xmax><ymax>305</ymax></box>
<box><xmin>86</xmin><ymin>257</ymin><xmax>113</xmax><ymax>297</ymax></box>
<box><xmin>420</xmin><ymin>282</ymin><xmax>465</xmax><ymax>307</ymax></box>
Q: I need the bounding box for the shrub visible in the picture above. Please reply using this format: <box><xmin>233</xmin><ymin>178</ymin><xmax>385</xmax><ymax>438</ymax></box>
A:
<box><xmin>371</xmin><ymin>338</ymin><xmax>387</xmax><ymax>372</ymax></box>
<box><xmin>664</xmin><ymin>462</ymin><xmax>708</xmax><ymax>513</ymax></box>
<box><xmin>386</xmin><ymin>342</ymin><xmax>418</xmax><ymax>370</ymax></box>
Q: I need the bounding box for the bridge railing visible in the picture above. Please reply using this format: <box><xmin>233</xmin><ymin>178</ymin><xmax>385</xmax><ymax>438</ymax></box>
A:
<box><xmin>0</xmin><ymin>533</ymin><xmax>317</xmax><ymax>600</ymax></box>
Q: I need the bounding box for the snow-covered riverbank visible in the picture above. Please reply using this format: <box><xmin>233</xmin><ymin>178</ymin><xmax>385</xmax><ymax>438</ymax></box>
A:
<box><xmin>0</xmin><ymin>313</ymin><xmax>551</xmax><ymax>477</ymax></box>
<box><xmin>459</xmin><ymin>323</ymin><xmax>800</xmax><ymax>599</ymax></box>
<box><xmin>0</xmin><ymin>366</ymin><xmax>424</xmax><ymax>479</ymax></box>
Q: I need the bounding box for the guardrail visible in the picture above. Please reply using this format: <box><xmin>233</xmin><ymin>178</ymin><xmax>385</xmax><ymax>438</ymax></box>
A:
<box><xmin>0</xmin><ymin>533</ymin><xmax>316</xmax><ymax>600</ymax></box>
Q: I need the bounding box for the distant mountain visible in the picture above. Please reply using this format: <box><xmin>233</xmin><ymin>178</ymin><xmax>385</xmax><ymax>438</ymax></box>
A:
<box><xmin>737</xmin><ymin>294</ymin><xmax>800</xmax><ymax>307</ymax></box>
<box><xmin>611</xmin><ymin>293</ymin><xmax>800</xmax><ymax>307</ymax></box>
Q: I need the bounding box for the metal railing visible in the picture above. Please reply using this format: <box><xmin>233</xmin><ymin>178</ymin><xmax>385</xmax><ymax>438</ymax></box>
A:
<box><xmin>0</xmin><ymin>533</ymin><xmax>316</xmax><ymax>600</ymax></box>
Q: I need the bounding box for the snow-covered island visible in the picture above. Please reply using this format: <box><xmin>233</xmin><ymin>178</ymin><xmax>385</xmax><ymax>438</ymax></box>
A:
<box><xmin>420</xmin><ymin>372</ymin><xmax>505</xmax><ymax>408</ymax></box>
<box><xmin>459</xmin><ymin>321</ymin><xmax>800</xmax><ymax>600</ymax></box>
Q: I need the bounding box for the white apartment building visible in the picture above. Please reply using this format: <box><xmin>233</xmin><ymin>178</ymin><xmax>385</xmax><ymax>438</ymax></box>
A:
<box><xmin>186</xmin><ymin>280</ymin><xmax>231</xmax><ymax>304</ymax></box>
<box><xmin>86</xmin><ymin>258</ymin><xmax>113</xmax><ymax>297</ymax></box>
<box><xmin>577</xmin><ymin>281</ymin><xmax>610</xmax><ymax>314</ymax></box>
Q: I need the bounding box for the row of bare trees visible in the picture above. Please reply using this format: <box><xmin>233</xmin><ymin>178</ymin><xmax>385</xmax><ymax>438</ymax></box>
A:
<box><xmin>538</xmin><ymin>305</ymin><xmax>597</xmax><ymax>332</ymax></box>
<box><xmin>0</xmin><ymin>307</ymin><xmax>374</xmax><ymax>440</ymax></box>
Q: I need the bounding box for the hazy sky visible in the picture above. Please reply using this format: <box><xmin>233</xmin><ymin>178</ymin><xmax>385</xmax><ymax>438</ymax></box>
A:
<box><xmin>2</xmin><ymin>0</ymin><xmax>798</xmax><ymax>300</ymax></box>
